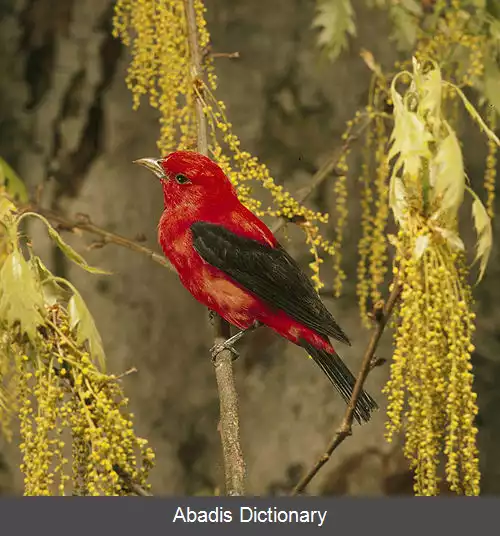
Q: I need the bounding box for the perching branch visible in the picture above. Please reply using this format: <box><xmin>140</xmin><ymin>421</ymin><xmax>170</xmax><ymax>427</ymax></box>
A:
<box><xmin>291</xmin><ymin>279</ymin><xmax>402</xmax><ymax>495</ymax></box>
<box><xmin>183</xmin><ymin>0</ymin><xmax>246</xmax><ymax>496</ymax></box>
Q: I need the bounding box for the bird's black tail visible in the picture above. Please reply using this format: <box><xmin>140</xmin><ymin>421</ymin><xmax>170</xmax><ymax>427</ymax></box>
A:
<box><xmin>301</xmin><ymin>342</ymin><xmax>378</xmax><ymax>423</ymax></box>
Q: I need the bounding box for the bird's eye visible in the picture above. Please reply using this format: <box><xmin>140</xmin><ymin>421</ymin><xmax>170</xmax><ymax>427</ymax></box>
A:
<box><xmin>175</xmin><ymin>173</ymin><xmax>190</xmax><ymax>184</ymax></box>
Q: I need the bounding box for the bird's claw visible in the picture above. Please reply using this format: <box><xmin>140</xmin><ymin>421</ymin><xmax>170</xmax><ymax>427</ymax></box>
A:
<box><xmin>210</xmin><ymin>342</ymin><xmax>240</xmax><ymax>363</ymax></box>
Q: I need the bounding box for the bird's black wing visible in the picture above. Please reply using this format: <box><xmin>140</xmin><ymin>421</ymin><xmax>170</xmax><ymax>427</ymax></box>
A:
<box><xmin>190</xmin><ymin>221</ymin><xmax>350</xmax><ymax>346</ymax></box>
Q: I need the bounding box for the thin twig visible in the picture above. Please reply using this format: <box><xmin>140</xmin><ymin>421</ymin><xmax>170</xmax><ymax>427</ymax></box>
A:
<box><xmin>18</xmin><ymin>204</ymin><xmax>172</xmax><ymax>271</ymax></box>
<box><xmin>291</xmin><ymin>279</ymin><xmax>402</xmax><ymax>495</ymax></box>
<box><xmin>271</xmin><ymin>114</ymin><xmax>372</xmax><ymax>235</ymax></box>
<box><xmin>212</xmin><ymin>51</ymin><xmax>240</xmax><ymax>59</ymax></box>
<box><xmin>183</xmin><ymin>0</ymin><xmax>246</xmax><ymax>496</ymax></box>
<box><xmin>113</xmin><ymin>465</ymin><xmax>152</xmax><ymax>497</ymax></box>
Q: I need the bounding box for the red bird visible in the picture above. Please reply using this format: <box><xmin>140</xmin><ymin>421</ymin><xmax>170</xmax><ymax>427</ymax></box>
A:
<box><xmin>134</xmin><ymin>151</ymin><xmax>377</xmax><ymax>423</ymax></box>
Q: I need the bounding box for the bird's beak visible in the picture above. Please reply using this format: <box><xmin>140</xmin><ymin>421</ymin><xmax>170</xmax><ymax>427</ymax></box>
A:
<box><xmin>133</xmin><ymin>158</ymin><xmax>166</xmax><ymax>179</ymax></box>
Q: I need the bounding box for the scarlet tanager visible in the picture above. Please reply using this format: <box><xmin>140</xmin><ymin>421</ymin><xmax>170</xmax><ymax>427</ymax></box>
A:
<box><xmin>134</xmin><ymin>151</ymin><xmax>377</xmax><ymax>423</ymax></box>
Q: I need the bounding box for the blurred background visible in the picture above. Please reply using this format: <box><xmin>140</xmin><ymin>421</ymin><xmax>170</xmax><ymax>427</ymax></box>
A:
<box><xmin>0</xmin><ymin>0</ymin><xmax>499</xmax><ymax>495</ymax></box>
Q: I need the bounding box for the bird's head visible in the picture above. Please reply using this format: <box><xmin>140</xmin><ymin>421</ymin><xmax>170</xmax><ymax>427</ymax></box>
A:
<box><xmin>134</xmin><ymin>151</ymin><xmax>238</xmax><ymax>211</ymax></box>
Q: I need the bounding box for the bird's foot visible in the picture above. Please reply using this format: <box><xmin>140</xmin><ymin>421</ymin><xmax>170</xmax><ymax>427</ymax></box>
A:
<box><xmin>210</xmin><ymin>321</ymin><xmax>262</xmax><ymax>363</ymax></box>
<box><xmin>210</xmin><ymin>342</ymin><xmax>240</xmax><ymax>363</ymax></box>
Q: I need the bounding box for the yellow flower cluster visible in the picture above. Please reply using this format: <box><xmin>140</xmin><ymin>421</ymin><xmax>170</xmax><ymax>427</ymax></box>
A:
<box><xmin>415</xmin><ymin>0</ymin><xmax>488</xmax><ymax>89</ymax></box>
<box><xmin>113</xmin><ymin>0</ymin><xmax>198</xmax><ymax>153</ymax></box>
<box><xmin>355</xmin><ymin>0</ymin><xmax>499</xmax><ymax>325</ymax></box>
<box><xmin>113</xmin><ymin>0</ymin><xmax>340</xmax><ymax>290</ymax></box>
<box><xmin>485</xmin><ymin>111</ymin><xmax>497</xmax><ymax>219</ymax></box>
<box><xmin>385</xmin><ymin>228</ymin><xmax>479</xmax><ymax>496</ymax></box>
<box><xmin>355</xmin><ymin>87</ymin><xmax>392</xmax><ymax>326</ymax></box>
<box><xmin>356</xmin><ymin>112</ymin><xmax>375</xmax><ymax>326</ymax></box>
<box><xmin>1</xmin><ymin>308</ymin><xmax>154</xmax><ymax>496</ymax></box>
<box><xmin>0</xmin><ymin>333</ymin><xmax>19</xmax><ymax>442</ymax></box>
<box><xmin>379</xmin><ymin>55</ymin><xmax>496</xmax><ymax>495</ymax></box>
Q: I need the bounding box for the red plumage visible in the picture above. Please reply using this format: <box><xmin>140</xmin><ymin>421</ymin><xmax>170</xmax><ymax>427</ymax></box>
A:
<box><xmin>135</xmin><ymin>150</ymin><xmax>377</xmax><ymax>423</ymax></box>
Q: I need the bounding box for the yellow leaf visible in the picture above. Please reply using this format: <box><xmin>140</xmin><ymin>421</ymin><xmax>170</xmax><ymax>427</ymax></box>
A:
<box><xmin>0</xmin><ymin>250</ymin><xmax>45</xmax><ymax>341</ymax></box>
<box><xmin>0</xmin><ymin>157</ymin><xmax>28</xmax><ymax>203</ymax></box>
<box><xmin>414</xmin><ymin>235</ymin><xmax>429</xmax><ymax>259</ymax></box>
<box><xmin>360</xmin><ymin>48</ymin><xmax>382</xmax><ymax>77</ymax></box>
<box><xmin>19</xmin><ymin>212</ymin><xmax>111</xmax><ymax>275</ymax></box>
<box><xmin>68</xmin><ymin>293</ymin><xmax>106</xmax><ymax>370</ymax></box>
<box><xmin>434</xmin><ymin>227</ymin><xmax>465</xmax><ymax>251</ymax></box>
<box><xmin>447</xmin><ymin>82</ymin><xmax>500</xmax><ymax>146</ymax></box>
<box><xmin>31</xmin><ymin>257</ymin><xmax>71</xmax><ymax>306</ymax></box>
<box><xmin>419</xmin><ymin>61</ymin><xmax>442</xmax><ymax>124</ymax></box>
<box><xmin>388</xmin><ymin>74</ymin><xmax>433</xmax><ymax>178</ymax></box>
<box><xmin>389</xmin><ymin>175</ymin><xmax>407</xmax><ymax>226</ymax></box>
<box><xmin>430</xmin><ymin>124</ymin><xmax>464</xmax><ymax>220</ymax></box>
<box><xmin>470</xmin><ymin>194</ymin><xmax>492</xmax><ymax>282</ymax></box>
<box><xmin>0</xmin><ymin>196</ymin><xmax>16</xmax><ymax>221</ymax></box>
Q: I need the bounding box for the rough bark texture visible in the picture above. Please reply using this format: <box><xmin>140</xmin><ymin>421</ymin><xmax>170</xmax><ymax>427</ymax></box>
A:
<box><xmin>1</xmin><ymin>0</ymin><xmax>499</xmax><ymax>495</ymax></box>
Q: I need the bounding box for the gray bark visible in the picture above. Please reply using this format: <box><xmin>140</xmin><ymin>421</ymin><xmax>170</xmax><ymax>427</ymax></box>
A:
<box><xmin>0</xmin><ymin>0</ymin><xmax>498</xmax><ymax>495</ymax></box>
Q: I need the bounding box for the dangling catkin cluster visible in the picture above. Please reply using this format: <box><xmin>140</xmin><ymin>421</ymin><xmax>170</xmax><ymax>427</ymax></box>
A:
<box><xmin>13</xmin><ymin>310</ymin><xmax>154</xmax><ymax>496</ymax></box>
<box><xmin>0</xmin><ymin>200</ymin><xmax>155</xmax><ymax>495</ymax></box>
<box><xmin>485</xmin><ymin>110</ymin><xmax>497</xmax><ymax>219</ymax></box>
<box><xmin>415</xmin><ymin>0</ymin><xmax>489</xmax><ymax>89</ymax></box>
<box><xmin>113</xmin><ymin>0</ymin><xmax>198</xmax><ymax>152</ymax></box>
<box><xmin>382</xmin><ymin>58</ymin><xmax>497</xmax><ymax>495</ymax></box>
<box><xmin>355</xmin><ymin>82</ymin><xmax>392</xmax><ymax>325</ymax></box>
<box><xmin>355</xmin><ymin>0</ymin><xmax>498</xmax><ymax>323</ymax></box>
<box><xmin>386</xmin><ymin>229</ymin><xmax>479</xmax><ymax>495</ymax></box>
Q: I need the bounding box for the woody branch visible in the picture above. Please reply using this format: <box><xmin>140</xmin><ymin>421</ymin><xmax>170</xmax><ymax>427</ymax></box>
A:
<box><xmin>292</xmin><ymin>280</ymin><xmax>401</xmax><ymax>494</ymax></box>
<box><xmin>183</xmin><ymin>0</ymin><xmax>246</xmax><ymax>496</ymax></box>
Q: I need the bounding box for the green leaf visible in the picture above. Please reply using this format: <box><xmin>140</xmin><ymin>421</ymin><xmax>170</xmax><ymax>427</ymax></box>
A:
<box><xmin>468</xmin><ymin>191</ymin><xmax>493</xmax><ymax>282</ymax></box>
<box><xmin>430</xmin><ymin>124</ymin><xmax>465</xmax><ymax>220</ymax></box>
<box><xmin>313</xmin><ymin>0</ymin><xmax>356</xmax><ymax>61</ymax></box>
<box><xmin>46</xmin><ymin>225</ymin><xmax>111</xmax><ymax>275</ymax></box>
<box><xmin>0</xmin><ymin>250</ymin><xmax>45</xmax><ymax>341</ymax></box>
<box><xmin>447</xmin><ymin>82</ymin><xmax>500</xmax><ymax>146</ymax></box>
<box><xmin>0</xmin><ymin>157</ymin><xmax>28</xmax><ymax>203</ymax></box>
<box><xmin>0</xmin><ymin>196</ymin><xmax>16</xmax><ymax>221</ymax></box>
<box><xmin>68</xmin><ymin>293</ymin><xmax>106</xmax><ymax>370</ymax></box>
<box><xmin>19</xmin><ymin>212</ymin><xmax>111</xmax><ymax>275</ymax></box>
<box><xmin>31</xmin><ymin>257</ymin><xmax>71</xmax><ymax>306</ymax></box>
<box><xmin>389</xmin><ymin>1</ymin><xmax>422</xmax><ymax>51</ymax></box>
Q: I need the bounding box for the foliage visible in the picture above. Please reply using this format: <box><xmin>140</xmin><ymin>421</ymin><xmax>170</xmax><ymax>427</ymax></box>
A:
<box><xmin>383</xmin><ymin>59</ymin><xmax>499</xmax><ymax>495</ymax></box>
<box><xmin>312</xmin><ymin>0</ymin><xmax>500</xmax><ymax>494</ymax></box>
<box><xmin>313</xmin><ymin>0</ymin><xmax>357</xmax><ymax>60</ymax></box>
<box><xmin>0</xmin><ymin>184</ymin><xmax>154</xmax><ymax>495</ymax></box>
